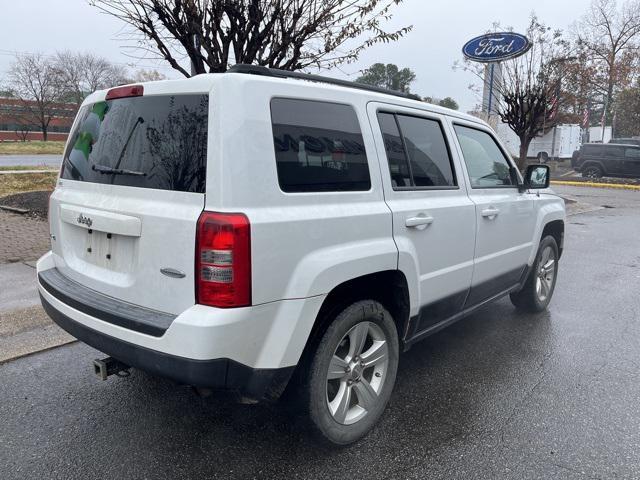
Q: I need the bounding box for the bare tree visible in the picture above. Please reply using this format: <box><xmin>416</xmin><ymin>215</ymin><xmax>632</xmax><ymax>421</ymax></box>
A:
<box><xmin>7</xmin><ymin>54</ymin><xmax>62</xmax><ymax>142</ymax></box>
<box><xmin>53</xmin><ymin>51</ymin><xmax>129</xmax><ymax>107</ymax></box>
<box><xmin>574</xmin><ymin>0</ymin><xmax>640</xmax><ymax>123</ymax></box>
<box><xmin>615</xmin><ymin>81</ymin><xmax>640</xmax><ymax>136</ymax></box>
<box><xmin>498</xmin><ymin>23</ymin><xmax>573</xmax><ymax>168</ymax></box>
<box><xmin>133</xmin><ymin>68</ymin><xmax>167</xmax><ymax>82</ymax></box>
<box><xmin>460</xmin><ymin>17</ymin><xmax>573</xmax><ymax>169</ymax></box>
<box><xmin>13</xmin><ymin>117</ymin><xmax>32</xmax><ymax>142</ymax></box>
<box><xmin>556</xmin><ymin>52</ymin><xmax>597</xmax><ymax>126</ymax></box>
<box><xmin>90</xmin><ymin>0</ymin><xmax>412</xmax><ymax>76</ymax></box>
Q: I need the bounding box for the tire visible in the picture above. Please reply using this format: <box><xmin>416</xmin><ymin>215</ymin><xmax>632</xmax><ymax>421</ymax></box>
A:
<box><xmin>303</xmin><ymin>300</ymin><xmax>399</xmax><ymax>445</ymax></box>
<box><xmin>582</xmin><ymin>164</ymin><xmax>603</xmax><ymax>178</ymax></box>
<box><xmin>510</xmin><ymin>236</ymin><xmax>559</xmax><ymax>313</ymax></box>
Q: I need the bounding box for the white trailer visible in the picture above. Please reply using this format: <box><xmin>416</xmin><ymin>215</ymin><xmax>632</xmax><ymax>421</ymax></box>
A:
<box><xmin>588</xmin><ymin>125</ymin><xmax>612</xmax><ymax>143</ymax></box>
<box><xmin>496</xmin><ymin>123</ymin><xmax>582</xmax><ymax>161</ymax></box>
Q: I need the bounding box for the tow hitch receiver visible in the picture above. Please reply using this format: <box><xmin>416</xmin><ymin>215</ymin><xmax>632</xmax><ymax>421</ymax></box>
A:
<box><xmin>93</xmin><ymin>357</ymin><xmax>130</xmax><ymax>380</ymax></box>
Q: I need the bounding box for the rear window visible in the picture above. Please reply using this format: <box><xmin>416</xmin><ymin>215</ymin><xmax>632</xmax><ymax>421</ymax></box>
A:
<box><xmin>62</xmin><ymin>94</ymin><xmax>208</xmax><ymax>193</ymax></box>
<box><xmin>270</xmin><ymin>98</ymin><xmax>371</xmax><ymax>192</ymax></box>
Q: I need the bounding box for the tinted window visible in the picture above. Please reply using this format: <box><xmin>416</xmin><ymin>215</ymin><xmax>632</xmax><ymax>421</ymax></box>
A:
<box><xmin>614</xmin><ymin>139</ymin><xmax>640</xmax><ymax>146</ymax></box>
<box><xmin>270</xmin><ymin>98</ymin><xmax>370</xmax><ymax>192</ymax></box>
<box><xmin>454</xmin><ymin>125</ymin><xmax>514</xmax><ymax>188</ymax></box>
<box><xmin>378</xmin><ymin>112</ymin><xmax>456</xmax><ymax>188</ymax></box>
<box><xmin>396</xmin><ymin>115</ymin><xmax>455</xmax><ymax>187</ymax></box>
<box><xmin>625</xmin><ymin>148</ymin><xmax>640</xmax><ymax>158</ymax></box>
<box><xmin>583</xmin><ymin>145</ymin><xmax>602</xmax><ymax>155</ymax></box>
<box><xmin>605</xmin><ymin>146</ymin><xmax>624</xmax><ymax>157</ymax></box>
<box><xmin>62</xmin><ymin>95</ymin><xmax>208</xmax><ymax>193</ymax></box>
<box><xmin>377</xmin><ymin>113</ymin><xmax>411</xmax><ymax>187</ymax></box>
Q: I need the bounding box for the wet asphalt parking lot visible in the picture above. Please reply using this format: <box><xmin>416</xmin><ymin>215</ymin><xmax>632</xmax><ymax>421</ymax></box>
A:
<box><xmin>1</xmin><ymin>185</ymin><xmax>639</xmax><ymax>479</ymax></box>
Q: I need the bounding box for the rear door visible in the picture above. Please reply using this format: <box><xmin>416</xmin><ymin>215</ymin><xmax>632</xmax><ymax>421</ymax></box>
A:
<box><xmin>450</xmin><ymin>121</ymin><xmax>535</xmax><ymax>307</ymax></box>
<box><xmin>603</xmin><ymin>146</ymin><xmax>625</xmax><ymax>176</ymax></box>
<box><xmin>49</xmin><ymin>90</ymin><xmax>210</xmax><ymax>315</ymax></box>
<box><xmin>368</xmin><ymin>103</ymin><xmax>476</xmax><ymax>338</ymax></box>
<box><xmin>623</xmin><ymin>147</ymin><xmax>640</xmax><ymax>177</ymax></box>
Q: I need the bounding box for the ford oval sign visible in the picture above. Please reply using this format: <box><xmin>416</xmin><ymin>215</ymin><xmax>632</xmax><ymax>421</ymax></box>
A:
<box><xmin>462</xmin><ymin>32</ymin><xmax>530</xmax><ymax>63</ymax></box>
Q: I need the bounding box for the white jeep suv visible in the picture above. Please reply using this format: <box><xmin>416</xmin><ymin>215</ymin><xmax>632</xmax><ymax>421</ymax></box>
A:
<box><xmin>37</xmin><ymin>65</ymin><xmax>565</xmax><ymax>445</ymax></box>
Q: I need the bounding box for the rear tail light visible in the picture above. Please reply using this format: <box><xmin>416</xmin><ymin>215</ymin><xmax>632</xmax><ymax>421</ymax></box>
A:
<box><xmin>195</xmin><ymin>212</ymin><xmax>251</xmax><ymax>308</ymax></box>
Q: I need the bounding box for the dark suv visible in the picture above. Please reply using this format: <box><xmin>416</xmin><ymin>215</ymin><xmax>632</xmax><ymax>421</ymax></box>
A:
<box><xmin>572</xmin><ymin>143</ymin><xmax>640</xmax><ymax>179</ymax></box>
<box><xmin>611</xmin><ymin>138</ymin><xmax>640</xmax><ymax>146</ymax></box>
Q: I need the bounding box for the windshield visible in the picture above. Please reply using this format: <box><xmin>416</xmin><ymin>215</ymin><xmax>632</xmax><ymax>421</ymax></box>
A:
<box><xmin>61</xmin><ymin>94</ymin><xmax>208</xmax><ymax>193</ymax></box>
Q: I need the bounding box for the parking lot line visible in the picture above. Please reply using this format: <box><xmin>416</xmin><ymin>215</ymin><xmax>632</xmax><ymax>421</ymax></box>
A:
<box><xmin>551</xmin><ymin>180</ymin><xmax>640</xmax><ymax>191</ymax></box>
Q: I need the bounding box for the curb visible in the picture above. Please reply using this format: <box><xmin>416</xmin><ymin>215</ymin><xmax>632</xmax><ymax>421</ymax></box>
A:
<box><xmin>551</xmin><ymin>180</ymin><xmax>640</xmax><ymax>191</ymax></box>
<box><xmin>0</xmin><ymin>338</ymin><xmax>77</xmax><ymax>366</ymax></box>
<box><xmin>0</xmin><ymin>205</ymin><xmax>29</xmax><ymax>214</ymax></box>
<box><xmin>0</xmin><ymin>170</ymin><xmax>58</xmax><ymax>175</ymax></box>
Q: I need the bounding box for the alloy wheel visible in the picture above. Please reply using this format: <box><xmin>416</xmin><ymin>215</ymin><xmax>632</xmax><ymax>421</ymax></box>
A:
<box><xmin>584</xmin><ymin>167</ymin><xmax>601</xmax><ymax>178</ymax></box>
<box><xmin>536</xmin><ymin>245</ymin><xmax>556</xmax><ymax>302</ymax></box>
<box><xmin>326</xmin><ymin>321</ymin><xmax>389</xmax><ymax>425</ymax></box>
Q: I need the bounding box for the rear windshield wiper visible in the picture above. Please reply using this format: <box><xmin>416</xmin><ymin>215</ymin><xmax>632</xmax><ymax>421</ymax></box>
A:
<box><xmin>92</xmin><ymin>164</ymin><xmax>146</xmax><ymax>176</ymax></box>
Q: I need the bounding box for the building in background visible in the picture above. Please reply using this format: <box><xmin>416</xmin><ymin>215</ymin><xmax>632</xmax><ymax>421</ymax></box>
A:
<box><xmin>0</xmin><ymin>97</ymin><xmax>76</xmax><ymax>142</ymax></box>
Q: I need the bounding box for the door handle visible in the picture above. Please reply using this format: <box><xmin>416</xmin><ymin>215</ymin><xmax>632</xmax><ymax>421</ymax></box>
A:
<box><xmin>405</xmin><ymin>214</ymin><xmax>434</xmax><ymax>228</ymax></box>
<box><xmin>481</xmin><ymin>207</ymin><xmax>500</xmax><ymax>219</ymax></box>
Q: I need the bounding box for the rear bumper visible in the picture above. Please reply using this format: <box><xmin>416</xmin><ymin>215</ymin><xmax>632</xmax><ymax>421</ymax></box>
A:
<box><xmin>40</xmin><ymin>292</ymin><xmax>293</xmax><ymax>399</ymax></box>
<box><xmin>37</xmin><ymin>252</ymin><xmax>325</xmax><ymax>400</ymax></box>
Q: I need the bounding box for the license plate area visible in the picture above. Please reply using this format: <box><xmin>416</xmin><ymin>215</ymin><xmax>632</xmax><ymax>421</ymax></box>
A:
<box><xmin>61</xmin><ymin>223</ymin><xmax>137</xmax><ymax>274</ymax></box>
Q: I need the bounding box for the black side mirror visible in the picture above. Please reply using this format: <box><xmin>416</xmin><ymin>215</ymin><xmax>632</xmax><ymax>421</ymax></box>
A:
<box><xmin>524</xmin><ymin>164</ymin><xmax>550</xmax><ymax>190</ymax></box>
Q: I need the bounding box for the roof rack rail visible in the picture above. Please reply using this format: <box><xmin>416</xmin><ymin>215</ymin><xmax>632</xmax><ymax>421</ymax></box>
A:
<box><xmin>227</xmin><ymin>64</ymin><xmax>420</xmax><ymax>101</ymax></box>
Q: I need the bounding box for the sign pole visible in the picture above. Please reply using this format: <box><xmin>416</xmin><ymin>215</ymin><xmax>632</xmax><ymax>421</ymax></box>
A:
<box><xmin>487</xmin><ymin>63</ymin><xmax>495</xmax><ymax>116</ymax></box>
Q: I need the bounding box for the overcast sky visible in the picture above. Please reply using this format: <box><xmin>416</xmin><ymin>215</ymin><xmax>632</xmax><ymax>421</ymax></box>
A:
<box><xmin>0</xmin><ymin>0</ymin><xmax>591</xmax><ymax>111</ymax></box>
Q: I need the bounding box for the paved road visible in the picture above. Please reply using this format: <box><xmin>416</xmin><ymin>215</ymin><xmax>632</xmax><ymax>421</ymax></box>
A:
<box><xmin>1</xmin><ymin>185</ymin><xmax>639</xmax><ymax>479</ymax></box>
<box><xmin>0</xmin><ymin>154</ymin><xmax>61</xmax><ymax>168</ymax></box>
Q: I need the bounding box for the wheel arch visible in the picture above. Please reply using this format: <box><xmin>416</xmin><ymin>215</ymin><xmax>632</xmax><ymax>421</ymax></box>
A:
<box><xmin>541</xmin><ymin>219</ymin><xmax>564</xmax><ymax>259</ymax></box>
<box><xmin>298</xmin><ymin>270</ymin><xmax>411</xmax><ymax>365</ymax></box>
<box><xmin>527</xmin><ymin>200</ymin><xmax>565</xmax><ymax>266</ymax></box>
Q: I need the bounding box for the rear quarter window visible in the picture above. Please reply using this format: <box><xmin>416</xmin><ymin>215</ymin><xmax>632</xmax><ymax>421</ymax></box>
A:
<box><xmin>270</xmin><ymin>98</ymin><xmax>371</xmax><ymax>192</ymax></box>
<box><xmin>625</xmin><ymin>148</ymin><xmax>640</xmax><ymax>158</ymax></box>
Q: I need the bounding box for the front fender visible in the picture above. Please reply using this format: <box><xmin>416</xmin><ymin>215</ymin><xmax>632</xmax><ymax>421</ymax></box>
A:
<box><xmin>527</xmin><ymin>194</ymin><xmax>566</xmax><ymax>266</ymax></box>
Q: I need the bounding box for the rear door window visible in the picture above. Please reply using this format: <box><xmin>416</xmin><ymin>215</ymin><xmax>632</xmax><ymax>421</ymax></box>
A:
<box><xmin>62</xmin><ymin>94</ymin><xmax>208</xmax><ymax>193</ymax></box>
<box><xmin>270</xmin><ymin>98</ymin><xmax>371</xmax><ymax>192</ymax></box>
<box><xmin>395</xmin><ymin>115</ymin><xmax>456</xmax><ymax>187</ymax></box>
<box><xmin>378</xmin><ymin>112</ymin><xmax>411</xmax><ymax>187</ymax></box>
<box><xmin>605</xmin><ymin>146</ymin><xmax>624</xmax><ymax>158</ymax></box>
<box><xmin>377</xmin><ymin>112</ymin><xmax>456</xmax><ymax>188</ymax></box>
